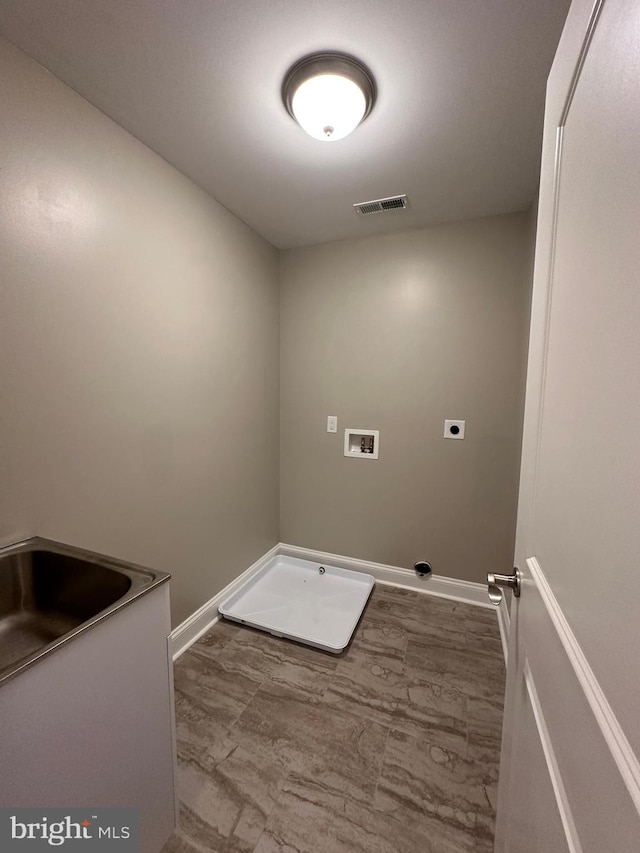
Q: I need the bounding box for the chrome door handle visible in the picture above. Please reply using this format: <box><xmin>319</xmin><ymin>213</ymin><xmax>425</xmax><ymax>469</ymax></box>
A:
<box><xmin>487</xmin><ymin>568</ymin><xmax>521</xmax><ymax>606</ymax></box>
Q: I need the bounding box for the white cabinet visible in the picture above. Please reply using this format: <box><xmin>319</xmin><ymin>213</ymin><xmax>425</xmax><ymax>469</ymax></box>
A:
<box><xmin>0</xmin><ymin>583</ymin><xmax>176</xmax><ymax>853</ymax></box>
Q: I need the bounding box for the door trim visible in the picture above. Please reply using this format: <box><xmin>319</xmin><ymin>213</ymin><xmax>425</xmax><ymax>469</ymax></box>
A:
<box><xmin>524</xmin><ymin>661</ymin><xmax>583</xmax><ymax>853</ymax></box>
<box><xmin>528</xmin><ymin>556</ymin><xmax>640</xmax><ymax>813</ymax></box>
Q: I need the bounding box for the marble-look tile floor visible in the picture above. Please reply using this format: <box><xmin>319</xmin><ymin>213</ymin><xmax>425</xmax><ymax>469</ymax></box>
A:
<box><xmin>162</xmin><ymin>585</ymin><xmax>506</xmax><ymax>853</ymax></box>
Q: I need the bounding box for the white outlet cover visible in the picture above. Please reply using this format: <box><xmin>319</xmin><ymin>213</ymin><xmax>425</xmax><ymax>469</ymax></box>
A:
<box><xmin>327</xmin><ymin>416</ymin><xmax>338</xmax><ymax>433</ymax></box>
<box><xmin>444</xmin><ymin>419</ymin><xmax>465</xmax><ymax>439</ymax></box>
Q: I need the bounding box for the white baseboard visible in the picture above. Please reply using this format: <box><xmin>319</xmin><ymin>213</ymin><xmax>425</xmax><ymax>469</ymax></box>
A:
<box><xmin>280</xmin><ymin>542</ymin><xmax>494</xmax><ymax>609</ymax></box>
<box><xmin>169</xmin><ymin>543</ymin><xmax>279</xmax><ymax>661</ymax></box>
<box><xmin>170</xmin><ymin>541</ymin><xmax>508</xmax><ymax>661</ymax></box>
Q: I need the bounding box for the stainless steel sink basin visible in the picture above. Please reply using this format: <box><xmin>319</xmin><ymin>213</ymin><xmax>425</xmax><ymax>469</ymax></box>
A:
<box><xmin>0</xmin><ymin>537</ymin><xmax>170</xmax><ymax>685</ymax></box>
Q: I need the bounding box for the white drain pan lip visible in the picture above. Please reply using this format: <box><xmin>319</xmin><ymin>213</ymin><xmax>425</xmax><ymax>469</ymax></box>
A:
<box><xmin>219</xmin><ymin>555</ymin><xmax>374</xmax><ymax>653</ymax></box>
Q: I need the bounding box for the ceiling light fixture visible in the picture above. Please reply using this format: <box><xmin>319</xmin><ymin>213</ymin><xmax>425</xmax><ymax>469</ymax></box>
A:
<box><xmin>282</xmin><ymin>52</ymin><xmax>376</xmax><ymax>142</ymax></box>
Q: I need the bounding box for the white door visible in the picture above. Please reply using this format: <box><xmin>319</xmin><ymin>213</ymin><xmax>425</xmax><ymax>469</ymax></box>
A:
<box><xmin>493</xmin><ymin>0</ymin><xmax>640</xmax><ymax>851</ymax></box>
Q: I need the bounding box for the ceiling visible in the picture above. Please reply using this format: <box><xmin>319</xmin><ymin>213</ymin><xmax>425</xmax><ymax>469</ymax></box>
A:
<box><xmin>0</xmin><ymin>0</ymin><xmax>570</xmax><ymax>249</ymax></box>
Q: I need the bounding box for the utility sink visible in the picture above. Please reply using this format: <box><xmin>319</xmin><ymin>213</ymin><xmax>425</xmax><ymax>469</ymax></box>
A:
<box><xmin>0</xmin><ymin>537</ymin><xmax>169</xmax><ymax>684</ymax></box>
<box><xmin>0</xmin><ymin>537</ymin><xmax>175</xmax><ymax>850</ymax></box>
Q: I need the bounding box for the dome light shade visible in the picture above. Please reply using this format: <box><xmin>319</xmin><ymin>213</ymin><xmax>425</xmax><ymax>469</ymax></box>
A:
<box><xmin>283</xmin><ymin>53</ymin><xmax>376</xmax><ymax>142</ymax></box>
<box><xmin>292</xmin><ymin>74</ymin><xmax>366</xmax><ymax>141</ymax></box>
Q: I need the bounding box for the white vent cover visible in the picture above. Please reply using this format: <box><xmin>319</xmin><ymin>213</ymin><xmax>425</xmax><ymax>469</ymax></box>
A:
<box><xmin>353</xmin><ymin>194</ymin><xmax>408</xmax><ymax>215</ymax></box>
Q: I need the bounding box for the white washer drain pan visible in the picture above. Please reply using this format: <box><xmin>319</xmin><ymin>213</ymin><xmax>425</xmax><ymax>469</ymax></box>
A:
<box><xmin>219</xmin><ymin>556</ymin><xmax>374</xmax><ymax>653</ymax></box>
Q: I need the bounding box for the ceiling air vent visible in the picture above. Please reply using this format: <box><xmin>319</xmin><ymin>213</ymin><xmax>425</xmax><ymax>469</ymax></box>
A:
<box><xmin>353</xmin><ymin>194</ymin><xmax>408</xmax><ymax>215</ymax></box>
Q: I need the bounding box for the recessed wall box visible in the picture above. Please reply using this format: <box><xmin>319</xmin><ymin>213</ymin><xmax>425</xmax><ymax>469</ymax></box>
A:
<box><xmin>344</xmin><ymin>429</ymin><xmax>379</xmax><ymax>459</ymax></box>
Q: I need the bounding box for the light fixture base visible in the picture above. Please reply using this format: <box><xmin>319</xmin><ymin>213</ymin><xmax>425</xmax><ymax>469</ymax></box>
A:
<box><xmin>282</xmin><ymin>52</ymin><xmax>376</xmax><ymax>139</ymax></box>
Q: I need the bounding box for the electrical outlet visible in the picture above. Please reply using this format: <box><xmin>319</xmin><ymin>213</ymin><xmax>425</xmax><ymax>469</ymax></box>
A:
<box><xmin>327</xmin><ymin>416</ymin><xmax>338</xmax><ymax>433</ymax></box>
<box><xmin>444</xmin><ymin>419</ymin><xmax>465</xmax><ymax>439</ymax></box>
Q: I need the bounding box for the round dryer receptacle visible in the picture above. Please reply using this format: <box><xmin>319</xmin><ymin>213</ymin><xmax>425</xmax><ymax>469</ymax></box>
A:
<box><xmin>414</xmin><ymin>560</ymin><xmax>432</xmax><ymax>578</ymax></box>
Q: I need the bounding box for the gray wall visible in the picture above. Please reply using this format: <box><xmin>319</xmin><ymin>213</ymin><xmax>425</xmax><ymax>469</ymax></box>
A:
<box><xmin>0</xmin><ymin>38</ymin><xmax>280</xmax><ymax>627</ymax></box>
<box><xmin>0</xmin><ymin>34</ymin><xmax>535</xmax><ymax>622</ymax></box>
<box><xmin>280</xmin><ymin>213</ymin><xmax>532</xmax><ymax>584</ymax></box>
